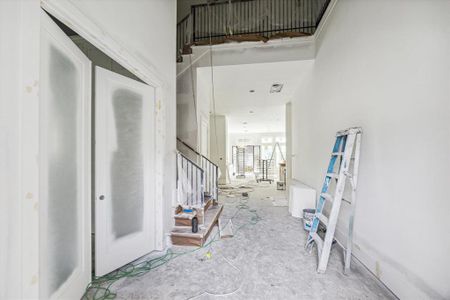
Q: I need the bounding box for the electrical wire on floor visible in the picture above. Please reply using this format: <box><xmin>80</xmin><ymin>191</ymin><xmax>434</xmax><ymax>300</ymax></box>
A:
<box><xmin>186</xmin><ymin>253</ymin><xmax>244</xmax><ymax>299</ymax></box>
<box><xmin>186</xmin><ymin>196</ymin><xmax>260</xmax><ymax>299</ymax></box>
<box><xmin>82</xmin><ymin>194</ymin><xmax>261</xmax><ymax>300</ymax></box>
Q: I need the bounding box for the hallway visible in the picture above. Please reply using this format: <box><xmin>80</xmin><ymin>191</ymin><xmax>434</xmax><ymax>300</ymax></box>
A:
<box><xmin>108</xmin><ymin>183</ymin><xmax>395</xmax><ymax>299</ymax></box>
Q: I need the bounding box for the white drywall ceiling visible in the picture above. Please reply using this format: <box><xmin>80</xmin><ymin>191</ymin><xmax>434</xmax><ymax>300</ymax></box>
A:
<box><xmin>197</xmin><ymin>60</ymin><xmax>312</xmax><ymax>133</ymax></box>
<box><xmin>227</xmin><ymin>105</ymin><xmax>285</xmax><ymax>133</ymax></box>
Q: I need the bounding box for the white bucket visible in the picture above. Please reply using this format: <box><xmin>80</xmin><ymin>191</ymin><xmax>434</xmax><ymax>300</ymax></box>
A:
<box><xmin>302</xmin><ymin>208</ymin><xmax>316</xmax><ymax>231</ymax></box>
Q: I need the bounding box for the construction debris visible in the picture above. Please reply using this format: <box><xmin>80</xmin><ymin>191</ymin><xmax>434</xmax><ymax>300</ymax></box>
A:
<box><xmin>218</xmin><ymin>218</ymin><xmax>234</xmax><ymax>239</ymax></box>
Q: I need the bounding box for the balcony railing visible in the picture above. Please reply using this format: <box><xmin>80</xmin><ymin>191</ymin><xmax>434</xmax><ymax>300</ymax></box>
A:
<box><xmin>177</xmin><ymin>0</ymin><xmax>331</xmax><ymax>58</ymax></box>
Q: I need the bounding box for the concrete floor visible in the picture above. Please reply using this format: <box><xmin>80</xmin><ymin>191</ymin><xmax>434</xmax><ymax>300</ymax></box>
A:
<box><xmin>110</xmin><ymin>182</ymin><xmax>396</xmax><ymax>300</ymax></box>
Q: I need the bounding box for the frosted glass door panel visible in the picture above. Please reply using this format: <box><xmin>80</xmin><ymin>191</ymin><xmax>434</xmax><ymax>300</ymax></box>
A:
<box><xmin>95</xmin><ymin>67</ymin><xmax>155</xmax><ymax>276</ymax></box>
<box><xmin>111</xmin><ymin>89</ymin><xmax>144</xmax><ymax>238</ymax></box>
<box><xmin>47</xmin><ymin>44</ymin><xmax>79</xmax><ymax>295</ymax></box>
<box><xmin>40</xmin><ymin>11</ymin><xmax>91</xmax><ymax>300</ymax></box>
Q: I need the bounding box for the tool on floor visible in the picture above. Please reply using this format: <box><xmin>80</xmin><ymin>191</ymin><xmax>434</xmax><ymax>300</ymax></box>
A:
<box><xmin>305</xmin><ymin>127</ymin><xmax>362</xmax><ymax>274</ymax></box>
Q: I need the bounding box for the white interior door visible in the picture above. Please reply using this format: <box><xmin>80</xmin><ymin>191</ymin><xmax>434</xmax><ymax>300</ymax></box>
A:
<box><xmin>40</xmin><ymin>11</ymin><xmax>91</xmax><ymax>300</ymax></box>
<box><xmin>95</xmin><ymin>66</ymin><xmax>156</xmax><ymax>276</ymax></box>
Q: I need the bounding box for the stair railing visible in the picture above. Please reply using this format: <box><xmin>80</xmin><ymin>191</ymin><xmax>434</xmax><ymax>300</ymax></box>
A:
<box><xmin>176</xmin><ymin>151</ymin><xmax>205</xmax><ymax>208</ymax></box>
<box><xmin>176</xmin><ymin>14</ymin><xmax>193</xmax><ymax>61</ymax></box>
<box><xmin>200</xmin><ymin>155</ymin><xmax>219</xmax><ymax>201</ymax></box>
<box><xmin>177</xmin><ymin>138</ymin><xmax>219</xmax><ymax>202</ymax></box>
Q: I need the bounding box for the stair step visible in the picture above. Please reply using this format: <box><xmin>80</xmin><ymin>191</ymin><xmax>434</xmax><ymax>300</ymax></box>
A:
<box><xmin>171</xmin><ymin>205</ymin><xmax>224</xmax><ymax>246</ymax></box>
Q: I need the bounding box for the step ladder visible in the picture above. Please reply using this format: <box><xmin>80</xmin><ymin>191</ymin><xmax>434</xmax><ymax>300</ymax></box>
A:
<box><xmin>305</xmin><ymin>127</ymin><xmax>362</xmax><ymax>274</ymax></box>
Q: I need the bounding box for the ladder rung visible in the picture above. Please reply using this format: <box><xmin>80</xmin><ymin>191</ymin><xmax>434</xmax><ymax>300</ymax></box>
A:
<box><xmin>331</xmin><ymin>152</ymin><xmax>343</xmax><ymax>156</ymax></box>
<box><xmin>320</xmin><ymin>193</ymin><xmax>333</xmax><ymax>202</ymax></box>
<box><xmin>342</xmin><ymin>197</ymin><xmax>351</xmax><ymax>204</ymax></box>
<box><xmin>326</xmin><ymin>173</ymin><xmax>339</xmax><ymax>179</ymax></box>
<box><xmin>310</xmin><ymin>232</ymin><xmax>324</xmax><ymax>257</ymax></box>
<box><xmin>317</xmin><ymin>213</ymin><xmax>328</xmax><ymax>227</ymax></box>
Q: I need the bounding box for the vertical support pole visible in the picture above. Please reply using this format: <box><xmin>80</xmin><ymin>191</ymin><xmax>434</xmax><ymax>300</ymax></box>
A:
<box><xmin>191</xmin><ymin>6</ymin><xmax>196</xmax><ymax>43</ymax></box>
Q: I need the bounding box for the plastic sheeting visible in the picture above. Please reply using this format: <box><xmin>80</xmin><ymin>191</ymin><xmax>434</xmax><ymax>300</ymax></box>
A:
<box><xmin>177</xmin><ymin>153</ymin><xmax>204</xmax><ymax>208</ymax></box>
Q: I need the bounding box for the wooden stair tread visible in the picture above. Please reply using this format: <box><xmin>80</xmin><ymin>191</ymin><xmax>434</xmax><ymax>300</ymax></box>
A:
<box><xmin>174</xmin><ymin>213</ymin><xmax>196</xmax><ymax>220</ymax></box>
<box><xmin>171</xmin><ymin>204</ymin><xmax>223</xmax><ymax>246</ymax></box>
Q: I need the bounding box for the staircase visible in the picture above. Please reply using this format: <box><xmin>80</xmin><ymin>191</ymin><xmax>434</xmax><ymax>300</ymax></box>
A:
<box><xmin>171</xmin><ymin>138</ymin><xmax>222</xmax><ymax>246</ymax></box>
<box><xmin>177</xmin><ymin>0</ymin><xmax>331</xmax><ymax>61</ymax></box>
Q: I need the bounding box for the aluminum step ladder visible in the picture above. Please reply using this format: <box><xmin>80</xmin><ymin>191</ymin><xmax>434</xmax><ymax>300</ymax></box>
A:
<box><xmin>305</xmin><ymin>127</ymin><xmax>362</xmax><ymax>274</ymax></box>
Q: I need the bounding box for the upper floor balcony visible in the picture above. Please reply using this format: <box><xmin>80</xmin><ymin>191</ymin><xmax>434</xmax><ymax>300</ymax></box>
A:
<box><xmin>177</xmin><ymin>0</ymin><xmax>331</xmax><ymax>60</ymax></box>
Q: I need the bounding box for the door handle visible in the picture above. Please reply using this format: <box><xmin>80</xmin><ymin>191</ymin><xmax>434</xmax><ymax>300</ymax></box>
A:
<box><xmin>99</xmin><ymin>195</ymin><xmax>105</xmax><ymax>200</ymax></box>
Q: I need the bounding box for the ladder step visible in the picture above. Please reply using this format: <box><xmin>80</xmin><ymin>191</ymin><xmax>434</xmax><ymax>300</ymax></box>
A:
<box><xmin>310</xmin><ymin>232</ymin><xmax>324</xmax><ymax>257</ymax></box>
<box><xmin>326</xmin><ymin>173</ymin><xmax>339</xmax><ymax>179</ymax></box>
<box><xmin>342</xmin><ymin>197</ymin><xmax>351</xmax><ymax>204</ymax></box>
<box><xmin>320</xmin><ymin>193</ymin><xmax>333</xmax><ymax>202</ymax></box>
<box><xmin>317</xmin><ymin>213</ymin><xmax>328</xmax><ymax>227</ymax></box>
<box><xmin>331</xmin><ymin>152</ymin><xmax>343</xmax><ymax>156</ymax></box>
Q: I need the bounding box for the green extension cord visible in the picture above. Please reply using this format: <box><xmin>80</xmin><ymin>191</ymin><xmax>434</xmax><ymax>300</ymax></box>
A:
<box><xmin>82</xmin><ymin>198</ymin><xmax>261</xmax><ymax>300</ymax></box>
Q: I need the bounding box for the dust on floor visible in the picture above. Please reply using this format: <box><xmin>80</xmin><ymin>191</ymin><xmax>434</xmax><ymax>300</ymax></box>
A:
<box><xmin>104</xmin><ymin>182</ymin><xmax>395</xmax><ymax>300</ymax></box>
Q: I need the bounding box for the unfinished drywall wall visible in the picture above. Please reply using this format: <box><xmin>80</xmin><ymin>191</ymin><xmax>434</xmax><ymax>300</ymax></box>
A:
<box><xmin>177</xmin><ymin>60</ymin><xmax>212</xmax><ymax>153</ymax></box>
<box><xmin>285</xmin><ymin>102</ymin><xmax>292</xmax><ymax>188</ymax></box>
<box><xmin>210</xmin><ymin>115</ymin><xmax>228</xmax><ymax>184</ymax></box>
<box><xmin>291</xmin><ymin>0</ymin><xmax>450</xmax><ymax>298</ymax></box>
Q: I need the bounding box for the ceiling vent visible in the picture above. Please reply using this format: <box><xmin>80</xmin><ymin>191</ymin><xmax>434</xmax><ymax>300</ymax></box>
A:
<box><xmin>270</xmin><ymin>83</ymin><xmax>283</xmax><ymax>93</ymax></box>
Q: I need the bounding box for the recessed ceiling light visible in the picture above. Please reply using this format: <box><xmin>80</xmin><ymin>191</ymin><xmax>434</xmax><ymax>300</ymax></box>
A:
<box><xmin>249</xmin><ymin>110</ymin><xmax>254</xmax><ymax>114</ymax></box>
<box><xmin>249</xmin><ymin>89</ymin><xmax>255</xmax><ymax>93</ymax></box>
<box><xmin>270</xmin><ymin>83</ymin><xmax>284</xmax><ymax>93</ymax></box>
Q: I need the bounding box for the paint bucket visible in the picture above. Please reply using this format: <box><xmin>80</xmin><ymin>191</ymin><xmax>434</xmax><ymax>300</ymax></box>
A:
<box><xmin>302</xmin><ymin>208</ymin><xmax>316</xmax><ymax>231</ymax></box>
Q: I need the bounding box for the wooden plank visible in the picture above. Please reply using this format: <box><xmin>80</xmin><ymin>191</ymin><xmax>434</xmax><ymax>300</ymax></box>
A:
<box><xmin>269</xmin><ymin>31</ymin><xmax>311</xmax><ymax>40</ymax></box>
<box><xmin>202</xmin><ymin>205</ymin><xmax>223</xmax><ymax>244</ymax></box>
<box><xmin>225</xmin><ymin>34</ymin><xmax>268</xmax><ymax>43</ymax></box>
<box><xmin>197</xmin><ymin>198</ymin><xmax>213</xmax><ymax>224</ymax></box>
<box><xmin>171</xmin><ymin>235</ymin><xmax>202</xmax><ymax>247</ymax></box>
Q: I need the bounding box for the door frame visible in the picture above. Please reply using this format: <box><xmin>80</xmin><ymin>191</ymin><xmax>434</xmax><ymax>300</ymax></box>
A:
<box><xmin>40</xmin><ymin>0</ymin><xmax>166</xmax><ymax>252</ymax></box>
